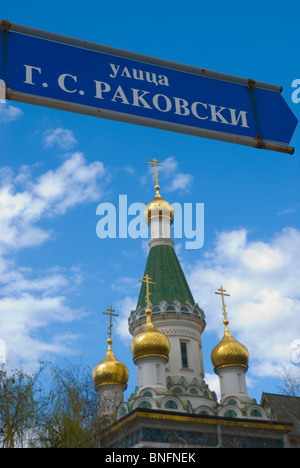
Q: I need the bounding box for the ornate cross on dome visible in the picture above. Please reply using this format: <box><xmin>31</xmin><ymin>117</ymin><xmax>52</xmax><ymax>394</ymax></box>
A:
<box><xmin>139</xmin><ymin>273</ymin><xmax>155</xmax><ymax>311</ymax></box>
<box><xmin>103</xmin><ymin>306</ymin><xmax>119</xmax><ymax>340</ymax></box>
<box><xmin>215</xmin><ymin>286</ymin><xmax>230</xmax><ymax>323</ymax></box>
<box><xmin>147</xmin><ymin>158</ymin><xmax>162</xmax><ymax>187</ymax></box>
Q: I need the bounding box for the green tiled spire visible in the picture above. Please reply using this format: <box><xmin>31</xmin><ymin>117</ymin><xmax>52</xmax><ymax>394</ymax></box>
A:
<box><xmin>136</xmin><ymin>245</ymin><xmax>195</xmax><ymax>309</ymax></box>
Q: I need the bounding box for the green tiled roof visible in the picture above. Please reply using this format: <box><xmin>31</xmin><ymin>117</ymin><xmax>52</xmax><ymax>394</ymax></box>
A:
<box><xmin>136</xmin><ymin>245</ymin><xmax>195</xmax><ymax>309</ymax></box>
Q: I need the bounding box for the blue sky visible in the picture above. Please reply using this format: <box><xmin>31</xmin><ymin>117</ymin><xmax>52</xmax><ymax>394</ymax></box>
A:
<box><xmin>0</xmin><ymin>0</ymin><xmax>299</xmax><ymax>403</ymax></box>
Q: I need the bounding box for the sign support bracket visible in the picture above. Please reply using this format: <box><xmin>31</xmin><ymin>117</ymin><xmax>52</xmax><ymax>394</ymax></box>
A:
<box><xmin>0</xmin><ymin>79</ymin><xmax>6</xmax><ymax>101</ymax></box>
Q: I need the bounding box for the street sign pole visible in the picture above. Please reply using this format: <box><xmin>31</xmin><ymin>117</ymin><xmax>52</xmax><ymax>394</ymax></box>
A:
<box><xmin>0</xmin><ymin>20</ymin><xmax>298</xmax><ymax>154</ymax></box>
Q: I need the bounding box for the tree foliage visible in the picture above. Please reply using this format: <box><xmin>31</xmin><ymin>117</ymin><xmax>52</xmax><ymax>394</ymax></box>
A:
<box><xmin>0</xmin><ymin>361</ymin><xmax>99</xmax><ymax>448</ymax></box>
<box><xmin>278</xmin><ymin>363</ymin><xmax>300</xmax><ymax>397</ymax></box>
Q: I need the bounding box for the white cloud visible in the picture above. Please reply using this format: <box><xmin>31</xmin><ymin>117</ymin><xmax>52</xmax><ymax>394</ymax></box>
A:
<box><xmin>111</xmin><ymin>276</ymin><xmax>140</xmax><ymax>294</ymax></box>
<box><xmin>0</xmin><ymin>254</ymin><xmax>87</xmax><ymax>368</ymax></box>
<box><xmin>0</xmin><ymin>148</ymin><xmax>106</xmax><ymax>368</ymax></box>
<box><xmin>142</xmin><ymin>156</ymin><xmax>193</xmax><ymax>193</ymax></box>
<box><xmin>43</xmin><ymin>127</ymin><xmax>77</xmax><ymax>150</ymax></box>
<box><xmin>0</xmin><ymin>291</ymin><xmax>85</xmax><ymax>368</ymax></box>
<box><xmin>0</xmin><ymin>103</ymin><xmax>23</xmax><ymax>123</ymax></box>
<box><xmin>115</xmin><ymin>296</ymin><xmax>138</xmax><ymax>342</ymax></box>
<box><xmin>0</xmin><ymin>152</ymin><xmax>106</xmax><ymax>251</ymax></box>
<box><xmin>160</xmin><ymin>157</ymin><xmax>193</xmax><ymax>192</ymax></box>
<box><xmin>111</xmin><ymin>227</ymin><xmax>300</xmax><ymax>381</ymax></box>
<box><xmin>186</xmin><ymin>227</ymin><xmax>300</xmax><ymax>378</ymax></box>
<box><xmin>205</xmin><ymin>373</ymin><xmax>220</xmax><ymax>399</ymax></box>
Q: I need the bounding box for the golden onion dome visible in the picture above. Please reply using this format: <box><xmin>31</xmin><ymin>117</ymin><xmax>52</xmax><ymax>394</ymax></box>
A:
<box><xmin>144</xmin><ymin>185</ymin><xmax>174</xmax><ymax>226</ymax></box>
<box><xmin>131</xmin><ymin>308</ymin><xmax>170</xmax><ymax>362</ymax></box>
<box><xmin>93</xmin><ymin>338</ymin><xmax>129</xmax><ymax>389</ymax></box>
<box><xmin>211</xmin><ymin>318</ymin><xmax>249</xmax><ymax>372</ymax></box>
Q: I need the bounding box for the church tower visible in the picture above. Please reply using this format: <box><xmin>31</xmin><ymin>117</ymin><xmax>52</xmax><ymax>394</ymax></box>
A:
<box><xmin>93</xmin><ymin>307</ymin><xmax>129</xmax><ymax>426</ymax></box>
<box><xmin>211</xmin><ymin>287</ymin><xmax>251</xmax><ymax>406</ymax></box>
<box><xmin>131</xmin><ymin>274</ymin><xmax>170</xmax><ymax>393</ymax></box>
<box><xmin>128</xmin><ymin>158</ymin><xmax>216</xmax><ymax>412</ymax></box>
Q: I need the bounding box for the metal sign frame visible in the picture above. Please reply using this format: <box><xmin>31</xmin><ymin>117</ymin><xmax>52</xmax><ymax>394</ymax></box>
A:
<box><xmin>0</xmin><ymin>20</ymin><xmax>297</xmax><ymax>154</ymax></box>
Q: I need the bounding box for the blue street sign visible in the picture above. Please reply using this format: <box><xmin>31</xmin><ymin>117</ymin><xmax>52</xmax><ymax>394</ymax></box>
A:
<box><xmin>0</xmin><ymin>21</ymin><xmax>298</xmax><ymax>154</ymax></box>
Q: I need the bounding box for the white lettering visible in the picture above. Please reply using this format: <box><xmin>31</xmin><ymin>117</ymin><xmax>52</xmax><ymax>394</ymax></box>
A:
<box><xmin>145</xmin><ymin>71</ymin><xmax>158</xmax><ymax>86</ymax></box>
<box><xmin>209</xmin><ymin>104</ymin><xmax>229</xmax><ymax>124</ymax></box>
<box><xmin>229</xmin><ymin>108</ymin><xmax>249</xmax><ymax>128</ymax></box>
<box><xmin>128</xmin><ymin>202</ymin><xmax>148</xmax><ymax>239</ymax></box>
<box><xmin>132</xmin><ymin>69</ymin><xmax>144</xmax><ymax>81</ymax></box>
<box><xmin>112</xmin><ymin>85</ymin><xmax>130</xmax><ymax>104</ymax></box>
<box><xmin>96</xmin><ymin>203</ymin><xmax>116</xmax><ymax>239</ymax></box>
<box><xmin>94</xmin><ymin>81</ymin><xmax>111</xmax><ymax>99</ymax></box>
<box><xmin>191</xmin><ymin>101</ymin><xmax>208</xmax><ymax>120</ymax></box>
<box><xmin>292</xmin><ymin>79</ymin><xmax>300</xmax><ymax>104</ymax></box>
<box><xmin>121</xmin><ymin>67</ymin><xmax>131</xmax><ymax>78</ymax></box>
<box><xmin>23</xmin><ymin>65</ymin><xmax>42</xmax><ymax>85</ymax></box>
<box><xmin>184</xmin><ymin>203</ymin><xmax>204</xmax><ymax>250</ymax></box>
<box><xmin>174</xmin><ymin>97</ymin><xmax>190</xmax><ymax>116</ymax></box>
<box><xmin>152</xmin><ymin>94</ymin><xmax>172</xmax><ymax>112</ymax></box>
<box><xmin>109</xmin><ymin>63</ymin><xmax>169</xmax><ymax>87</ymax></box>
<box><xmin>58</xmin><ymin>73</ymin><xmax>77</xmax><ymax>93</ymax></box>
<box><xmin>149</xmin><ymin>453</ymin><xmax>196</xmax><ymax>463</ymax></box>
<box><xmin>118</xmin><ymin>195</ymin><xmax>127</xmax><ymax>238</ymax></box>
<box><xmin>109</xmin><ymin>64</ymin><xmax>120</xmax><ymax>78</ymax></box>
<box><xmin>172</xmin><ymin>202</ymin><xmax>183</xmax><ymax>238</ymax></box>
<box><xmin>158</xmin><ymin>75</ymin><xmax>169</xmax><ymax>86</ymax></box>
<box><xmin>131</xmin><ymin>88</ymin><xmax>152</xmax><ymax>108</ymax></box>
<box><xmin>85</xmin><ymin>79</ymin><xmax>251</xmax><ymax>130</ymax></box>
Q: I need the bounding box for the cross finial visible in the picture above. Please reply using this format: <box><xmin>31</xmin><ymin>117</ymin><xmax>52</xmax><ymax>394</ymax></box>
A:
<box><xmin>103</xmin><ymin>306</ymin><xmax>119</xmax><ymax>341</ymax></box>
<box><xmin>215</xmin><ymin>286</ymin><xmax>230</xmax><ymax>324</ymax></box>
<box><xmin>139</xmin><ymin>273</ymin><xmax>156</xmax><ymax>314</ymax></box>
<box><xmin>147</xmin><ymin>158</ymin><xmax>162</xmax><ymax>188</ymax></box>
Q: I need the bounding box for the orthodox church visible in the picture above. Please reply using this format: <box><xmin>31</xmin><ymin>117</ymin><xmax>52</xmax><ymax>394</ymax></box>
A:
<box><xmin>92</xmin><ymin>159</ymin><xmax>300</xmax><ymax>449</ymax></box>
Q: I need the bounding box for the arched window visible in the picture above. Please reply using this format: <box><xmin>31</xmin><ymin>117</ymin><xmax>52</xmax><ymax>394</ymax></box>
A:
<box><xmin>250</xmin><ymin>409</ymin><xmax>262</xmax><ymax>417</ymax></box>
<box><xmin>165</xmin><ymin>400</ymin><xmax>178</xmax><ymax>409</ymax></box>
<box><xmin>224</xmin><ymin>409</ymin><xmax>237</xmax><ymax>418</ymax></box>
<box><xmin>180</xmin><ymin>342</ymin><xmax>188</xmax><ymax>368</ymax></box>
<box><xmin>227</xmin><ymin>399</ymin><xmax>237</xmax><ymax>405</ymax></box>
<box><xmin>138</xmin><ymin>401</ymin><xmax>152</xmax><ymax>409</ymax></box>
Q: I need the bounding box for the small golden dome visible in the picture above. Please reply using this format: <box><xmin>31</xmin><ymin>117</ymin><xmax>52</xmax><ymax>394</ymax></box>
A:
<box><xmin>131</xmin><ymin>309</ymin><xmax>170</xmax><ymax>362</ymax></box>
<box><xmin>144</xmin><ymin>185</ymin><xmax>174</xmax><ymax>225</ymax></box>
<box><xmin>211</xmin><ymin>319</ymin><xmax>249</xmax><ymax>371</ymax></box>
<box><xmin>93</xmin><ymin>338</ymin><xmax>129</xmax><ymax>389</ymax></box>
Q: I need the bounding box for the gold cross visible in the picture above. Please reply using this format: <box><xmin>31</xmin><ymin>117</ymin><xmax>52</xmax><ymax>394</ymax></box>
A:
<box><xmin>103</xmin><ymin>306</ymin><xmax>119</xmax><ymax>339</ymax></box>
<box><xmin>147</xmin><ymin>158</ymin><xmax>162</xmax><ymax>186</ymax></box>
<box><xmin>139</xmin><ymin>273</ymin><xmax>156</xmax><ymax>310</ymax></box>
<box><xmin>215</xmin><ymin>286</ymin><xmax>230</xmax><ymax>321</ymax></box>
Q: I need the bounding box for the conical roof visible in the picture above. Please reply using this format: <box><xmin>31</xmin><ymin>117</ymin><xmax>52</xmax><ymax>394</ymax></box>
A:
<box><xmin>136</xmin><ymin>244</ymin><xmax>196</xmax><ymax>308</ymax></box>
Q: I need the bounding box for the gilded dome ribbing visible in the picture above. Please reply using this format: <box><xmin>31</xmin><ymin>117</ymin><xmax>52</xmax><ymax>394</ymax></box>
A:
<box><xmin>144</xmin><ymin>185</ymin><xmax>174</xmax><ymax>225</ymax></box>
<box><xmin>211</xmin><ymin>318</ymin><xmax>249</xmax><ymax>371</ymax></box>
<box><xmin>131</xmin><ymin>308</ymin><xmax>170</xmax><ymax>362</ymax></box>
<box><xmin>93</xmin><ymin>338</ymin><xmax>129</xmax><ymax>389</ymax></box>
